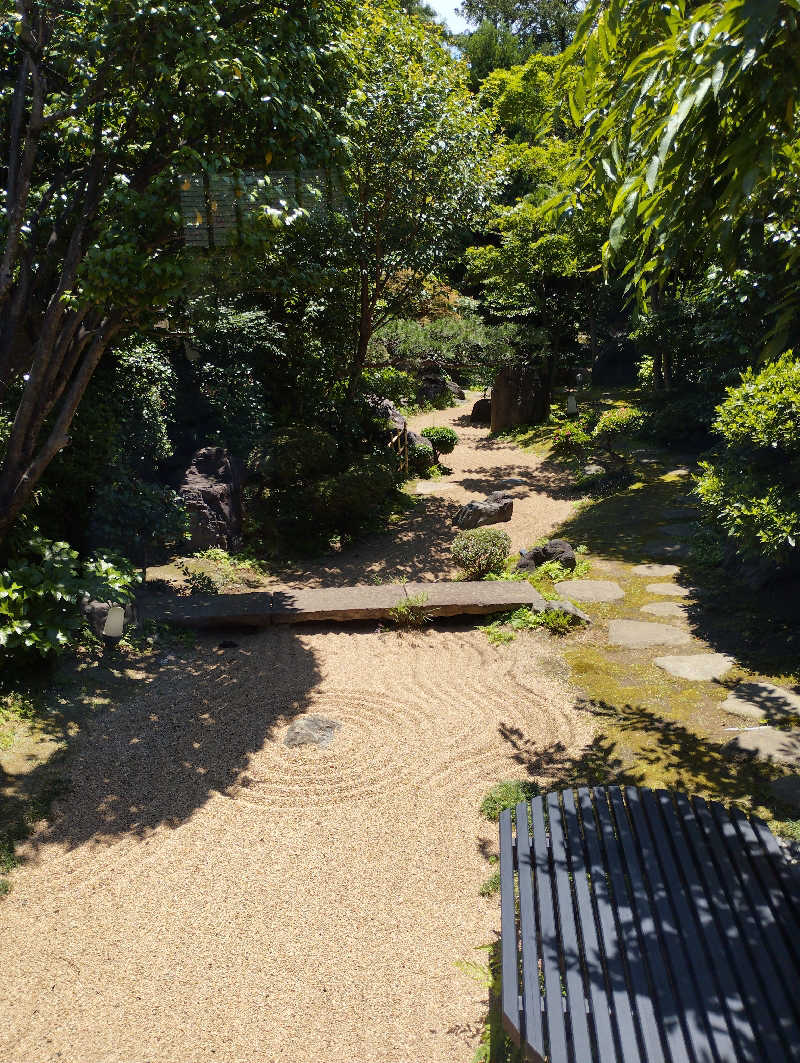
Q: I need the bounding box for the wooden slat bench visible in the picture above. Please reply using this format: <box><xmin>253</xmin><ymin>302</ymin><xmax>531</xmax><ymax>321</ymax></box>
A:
<box><xmin>499</xmin><ymin>785</ymin><xmax>800</xmax><ymax>1063</ymax></box>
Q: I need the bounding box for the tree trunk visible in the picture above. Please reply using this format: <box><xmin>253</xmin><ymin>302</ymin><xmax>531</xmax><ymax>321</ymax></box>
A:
<box><xmin>662</xmin><ymin>346</ymin><xmax>673</xmax><ymax>392</ymax></box>
<box><xmin>0</xmin><ymin>314</ymin><xmax>123</xmax><ymax>543</ymax></box>
<box><xmin>653</xmin><ymin>350</ymin><xmax>665</xmax><ymax>390</ymax></box>
<box><xmin>346</xmin><ymin>270</ymin><xmax>373</xmax><ymax>402</ymax></box>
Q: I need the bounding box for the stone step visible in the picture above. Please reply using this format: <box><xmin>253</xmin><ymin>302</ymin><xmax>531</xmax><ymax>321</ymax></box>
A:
<box><xmin>148</xmin><ymin>581</ymin><xmax>548</xmax><ymax>629</ymax></box>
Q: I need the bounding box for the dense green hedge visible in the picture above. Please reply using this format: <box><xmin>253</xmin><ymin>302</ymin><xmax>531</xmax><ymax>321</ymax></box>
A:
<box><xmin>696</xmin><ymin>354</ymin><xmax>800</xmax><ymax>565</ymax></box>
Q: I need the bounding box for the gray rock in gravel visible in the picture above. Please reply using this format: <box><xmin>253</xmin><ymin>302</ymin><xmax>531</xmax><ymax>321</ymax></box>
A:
<box><xmin>727</xmin><ymin>727</ymin><xmax>800</xmax><ymax>768</ymax></box>
<box><xmin>608</xmin><ymin>620</ymin><xmax>693</xmax><ymax>648</ymax></box>
<box><xmin>641</xmin><ymin>602</ymin><xmax>687</xmax><ymax>620</ymax></box>
<box><xmin>653</xmin><ymin>653</ymin><xmax>734</xmax><ymax>681</ymax></box>
<box><xmin>548</xmin><ymin>600</ymin><xmax>592</xmax><ymax>624</ymax></box>
<box><xmin>646</xmin><ymin>583</ymin><xmax>690</xmax><ymax>597</ymax></box>
<box><xmin>632</xmin><ymin>563</ymin><xmax>680</xmax><ymax>578</ymax></box>
<box><xmin>518</xmin><ymin>539</ymin><xmax>576</xmax><ymax>572</ymax></box>
<box><xmin>453</xmin><ymin>491</ymin><xmax>513</xmax><ymax>529</ymax></box>
<box><xmin>722</xmin><ymin>682</ymin><xmax>800</xmax><ymax>724</ymax></box>
<box><xmin>555</xmin><ymin>579</ymin><xmax>625</xmax><ymax>603</ymax></box>
<box><xmin>284</xmin><ymin>715</ymin><xmax>341</xmax><ymax>749</ymax></box>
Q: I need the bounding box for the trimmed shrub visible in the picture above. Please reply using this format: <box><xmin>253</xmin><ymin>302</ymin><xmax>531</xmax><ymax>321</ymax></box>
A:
<box><xmin>421</xmin><ymin>426</ymin><xmax>459</xmax><ymax>462</ymax></box>
<box><xmin>551</xmin><ymin>424</ymin><xmax>591</xmax><ymax>456</ymax></box>
<box><xmin>409</xmin><ymin>441</ymin><xmax>436</xmax><ymax>476</ymax></box>
<box><xmin>592</xmin><ymin>405</ymin><xmax>648</xmax><ymax>444</ymax></box>
<box><xmin>452</xmin><ymin>528</ymin><xmax>511</xmax><ymax>579</ymax></box>
<box><xmin>696</xmin><ymin>353</ymin><xmax>800</xmax><ymax>564</ymax></box>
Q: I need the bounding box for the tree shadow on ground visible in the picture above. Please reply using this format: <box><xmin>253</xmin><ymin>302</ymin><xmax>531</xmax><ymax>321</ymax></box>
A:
<box><xmin>455</xmin><ymin>458</ymin><xmax>575</xmax><ymax>501</ymax></box>
<box><xmin>497</xmin><ymin>697</ymin><xmax>796</xmax><ymax>822</ymax></box>
<box><xmin>0</xmin><ymin>627</ymin><xmax>322</xmax><ymax>862</ymax></box>
<box><xmin>270</xmin><ymin>495</ymin><xmax>462</xmax><ymax>585</ymax></box>
<box><xmin>553</xmin><ymin>462</ymin><xmax>800</xmax><ymax>678</ymax></box>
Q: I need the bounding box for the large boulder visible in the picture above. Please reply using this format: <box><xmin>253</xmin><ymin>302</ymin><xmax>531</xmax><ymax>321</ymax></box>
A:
<box><xmin>517</xmin><ymin>539</ymin><xmax>576</xmax><ymax>571</ymax></box>
<box><xmin>367</xmin><ymin>395</ymin><xmax>406</xmax><ymax>437</ymax></box>
<box><xmin>417</xmin><ymin>360</ymin><xmax>465</xmax><ymax>404</ymax></box>
<box><xmin>470</xmin><ymin>397</ymin><xmax>492</xmax><ymax>423</ymax></box>
<box><xmin>179</xmin><ymin>446</ymin><xmax>243</xmax><ymax>551</ymax></box>
<box><xmin>453</xmin><ymin>491</ymin><xmax>513</xmax><ymax>529</ymax></box>
<box><xmin>490</xmin><ymin>365</ymin><xmax>550</xmax><ymax>432</ymax></box>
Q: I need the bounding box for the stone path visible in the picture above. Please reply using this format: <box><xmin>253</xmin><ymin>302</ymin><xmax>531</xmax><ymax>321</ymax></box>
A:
<box><xmin>608</xmin><ymin>619</ymin><xmax>693</xmax><ymax>648</ymax></box>
<box><xmin>555</xmin><ymin>579</ymin><xmax>625</xmax><ymax>603</ymax></box>
<box><xmin>150</xmin><ymin>581</ymin><xmax>548</xmax><ymax>628</ymax></box>
<box><xmin>653</xmin><ymin>654</ymin><xmax>734</xmax><ymax>681</ymax></box>
<box><xmin>641</xmin><ymin>602</ymin><xmax>687</xmax><ymax>619</ymax></box>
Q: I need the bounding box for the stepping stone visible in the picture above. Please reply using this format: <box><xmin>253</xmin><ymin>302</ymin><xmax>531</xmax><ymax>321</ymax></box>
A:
<box><xmin>641</xmin><ymin>602</ymin><xmax>687</xmax><ymax>620</ymax></box>
<box><xmin>727</xmin><ymin>727</ymin><xmax>800</xmax><ymax>768</ymax></box>
<box><xmin>403</xmin><ymin>580</ymin><xmax>547</xmax><ymax>617</ymax></box>
<box><xmin>661</xmin><ymin>507</ymin><xmax>697</xmax><ymax>520</ymax></box>
<box><xmin>271</xmin><ymin>585</ymin><xmax>407</xmax><ymax>623</ymax></box>
<box><xmin>284</xmin><ymin>715</ymin><xmax>340</xmax><ymax>749</ymax></box>
<box><xmin>632</xmin><ymin>563</ymin><xmax>680</xmax><ymax>578</ymax></box>
<box><xmin>554</xmin><ymin>579</ymin><xmax>624</xmax><ymax>603</ymax></box>
<box><xmin>770</xmin><ymin>774</ymin><xmax>800</xmax><ymax>809</ymax></box>
<box><xmin>653</xmin><ymin>653</ymin><xmax>734</xmax><ymax>681</ymax></box>
<box><xmin>722</xmin><ymin>681</ymin><xmax>800</xmax><ymax>723</ymax></box>
<box><xmin>415</xmin><ymin>481</ymin><xmax>456</xmax><ymax>495</ymax></box>
<box><xmin>659</xmin><ymin>522</ymin><xmax>696</xmax><ymax>537</ymax></box>
<box><xmin>646</xmin><ymin>583</ymin><xmax>690</xmax><ymax>597</ymax></box>
<box><xmin>608</xmin><ymin>620</ymin><xmax>693</xmax><ymax>648</ymax></box>
<box><xmin>645</xmin><ymin>541</ymin><xmax>690</xmax><ymax>559</ymax></box>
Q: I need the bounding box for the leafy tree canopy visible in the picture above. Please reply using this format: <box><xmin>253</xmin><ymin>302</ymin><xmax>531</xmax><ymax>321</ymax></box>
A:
<box><xmin>263</xmin><ymin>0</ymin><xmax>500</xmax><ymax>395</ymax></box>
<box><xmin>0</xmin><ymin>0</ymin><xmax>353</xmax><ymax>539</ymax></box>
<box><xmin>459</xmin><ymin>0</ymin><xmax>581</xmax><ymax>53</ymax></box>
<box><xmin>563</xmin><ymin>0</ymin><xmax>800</xmax><ymax>348</ymax></box>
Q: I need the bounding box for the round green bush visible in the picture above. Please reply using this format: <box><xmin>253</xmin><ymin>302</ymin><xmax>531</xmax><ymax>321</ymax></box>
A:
<box><xmin>409</xmin><ymin>441</ymin><xmax>435</xmax><ymax>476</ymax></box>
<box><xmin>248</xmin><ymin>427</ymin><xmax>338</xmax><ymax>488</ymax></box>
<box><xmin>452</xmin><ymin>528</ymin><xmax>511</xmax><ymax>579</ymax></box>
<box><xmin>551</xmin><ymin>424</ymin><xmax>591</xmax><ymax>456</ymax></box>
<box><xmin>421</xmin><ymin>426</ymin><xmax>459</xmax><ymax>462</ymax></box>
<box><xmin>592</xmin><ymin>405</ymin><xmax>648</xmax><ymax>443</ymax></box>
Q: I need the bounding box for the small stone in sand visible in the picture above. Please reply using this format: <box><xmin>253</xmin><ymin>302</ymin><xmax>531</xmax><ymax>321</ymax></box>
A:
<box><xmin>632</xmin><ymin>563</ymin><xmax>680</xmax><ymax>577</ymax></box>
<box><xmin>653</xmin><ymin>654</ymin><xmax>733</xmax><ymax>681</ymax></box>
<box><xmin>554</xmin><ymin>579</ymin><xmax>624</xmax><ymax>603</ymax></box>
<box><xmin>641</xmin><ymin>602</ymin><xmax>686</xmax><ymax>619</ymax></box>
<box><xmin>646</xmin><ymin>583</ymin><xmax>690</xmax><ymax>597</ymax></box>
<box><xmin>284</xmin><ymin>715</ymin><xmax>341</xmax><ymax>749</ymax></box>
<box><xmin>608</xmin><ymin>620</ymin><xmax>692</xmax><ymax>648</ymax></box>
<box><xmin>722</xmin><ymin>682</ymin><xmax>800</xmax><ymax>723</ymax></box>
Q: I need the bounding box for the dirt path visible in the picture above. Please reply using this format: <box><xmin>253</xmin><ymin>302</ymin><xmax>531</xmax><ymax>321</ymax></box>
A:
<box><xmin>0</xmin><ymin>397</ymin><xmax>591</xmax><ymax>1063</ymax></box>
<box><xmin>253</xmin><ymin>394</ymin><xmax>577</xmax><ymax>587</ymax></box>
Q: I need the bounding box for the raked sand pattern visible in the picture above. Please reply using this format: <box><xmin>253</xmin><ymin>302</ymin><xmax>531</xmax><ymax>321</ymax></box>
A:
<box><xmin>1</xmin><ymin>625</ymin><xmax>591</xmax><ymax>1063</ymax></box>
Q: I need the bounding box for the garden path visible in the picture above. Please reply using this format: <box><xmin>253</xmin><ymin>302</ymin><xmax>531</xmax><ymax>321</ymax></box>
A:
<box><xmin>252</xmin><ymin>393</ymin><xmax>578</xmax><ymax>586</ymax></box>
<box><xmin>0</xmin><ymin>396</ymin><xmax>593</xmax><ymax>1063</ymax></box>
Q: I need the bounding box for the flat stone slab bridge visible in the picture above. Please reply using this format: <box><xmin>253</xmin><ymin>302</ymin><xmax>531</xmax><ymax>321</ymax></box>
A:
<box><xmin>150</xmin><ymin>581</ymin><xmax>550</xmax><ymax>629</ymax></box>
